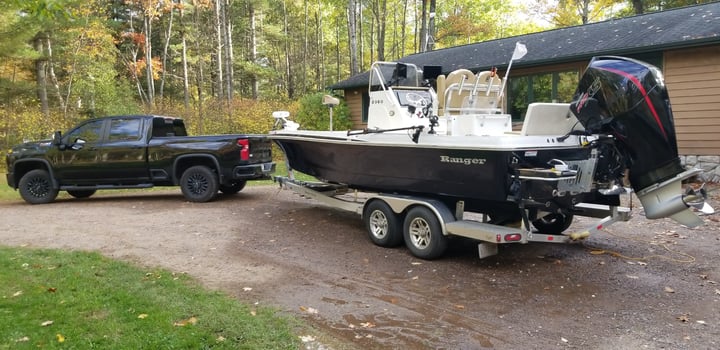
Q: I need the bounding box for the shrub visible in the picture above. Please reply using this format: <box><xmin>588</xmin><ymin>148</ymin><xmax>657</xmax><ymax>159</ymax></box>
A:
<box><xmin>294</xmin><ymin>92</ymin><xmax>351</xmax><ymax>131</ymax></box>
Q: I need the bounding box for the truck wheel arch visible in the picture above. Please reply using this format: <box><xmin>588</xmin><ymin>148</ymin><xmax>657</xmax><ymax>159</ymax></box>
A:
<box><xmin>10</xmin><ymin>159</ymin><xmax>59</xmax><ymax>190</ymax></box>
<box><xmin>172</xmin><ymin>154</ymin><xmax>222</xmax><ymax>185</ymax></box>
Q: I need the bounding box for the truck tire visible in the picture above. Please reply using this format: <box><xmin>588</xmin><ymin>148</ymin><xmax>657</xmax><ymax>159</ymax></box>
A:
<box><xmin>403</xmin><ymin>206</ymin><xmax>448</xmax><ymax>260</ymax></box>
<box><xmin>180</xmin><ymin>165</ymin><xmax>219</xmax><ymax>202</ymax></box>
<box><xmin>219</xmin><ymin>180</ymin><xmax>246</xmax><ymax>195</ymax></box>
<box><xmin>531</xmin><ymin>213</ymin><xmax>573</xmax><ymax>234</ymax></box>
<box><xmin>67</xmin><ymin>189</ymin><xmax>97</xmax><ymax>199</ymax></box>
<box><xmin>18</xmin><ymin>169</ymin><xmax>59</xmax><ymax>204</ymax></box>
<box><xmin>364</xmin><ymin>200</ymin><xmax>403</xmax><ymax>247</ymax></box>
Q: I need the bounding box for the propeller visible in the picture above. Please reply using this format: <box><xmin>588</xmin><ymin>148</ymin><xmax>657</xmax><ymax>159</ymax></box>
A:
<box><xmin>683</xmin><ymin>183</ymin><xmax>715</xmax><ymax>215</ymax></box>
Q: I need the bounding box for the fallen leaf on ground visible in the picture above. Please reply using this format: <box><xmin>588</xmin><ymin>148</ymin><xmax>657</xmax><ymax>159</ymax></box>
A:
<box><xmin>137</xmin><ymin>314</ymin><xmax>148</xmax><ymax>319</ymax></box>
<box><xmin>664</xmin><ymin>287</ymin><xmax>675</xmax><ymax>293</ymax></box>
<box><xmin>173</xmin><ymin>316</ymin><xmax>198</xmax><ymax>326</ymax></box>
<box><xmin>41</xmin><ymin>320</ymin><xmax>53</xmax><ymax>327</ymax></box>
<box><xmin>677</xmin><ymin>315</ymin><xmax>690</xmax><ymax>323</ymax></box>
<box><xmin>12</xmin><ymin>291</ymin><xmax>22</xmax><ymax>297</ymax></box>
<box><xmin>15</xmin><ymin>336</ymin><xmax>29</xmax><ymax>343</ymax></box>
<box><xmin>299</xmin><ymin>335</ymin><xmax>316</xmax><ymax>342</ymax></box>
<box><xmin>360</xmin><ymin>322</ymin><xmax>376</xmax><ymax>328</ymax></box>
<box><xmin>455</xmin><ymin>304</ymin><xmax>465</xmax><ymax>310</ymax></box>
<box><xmin>242</xmin><ymin>287</ymin><xmax>252</xmax><ymax>292</ymax></box>
<box><xmin>216</xmin><ymin>336</ymin><xmax>226</xmax><ymax>342</ymax></box>
<box><xmin>299</xmin><ymin>306</ymin><xmax>318</xmax><ymax>314</ymax></box>
<box><xmin>56</xmin><ymin>334</ymin><xmax>65</xmax><ymax>343</ymax></box>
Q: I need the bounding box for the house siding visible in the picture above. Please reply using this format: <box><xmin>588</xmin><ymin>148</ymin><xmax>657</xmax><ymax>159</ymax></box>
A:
<box><xmin>664</xmin><ymin>45</ymin><xmax>720</xmax><ymax>156</ymax></box>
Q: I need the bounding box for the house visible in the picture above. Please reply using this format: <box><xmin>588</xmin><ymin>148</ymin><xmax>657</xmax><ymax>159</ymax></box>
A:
<box><xmin>328</xmin><ymin>3</ymin><xmax>720</xmax><ymax>180</ymax></box>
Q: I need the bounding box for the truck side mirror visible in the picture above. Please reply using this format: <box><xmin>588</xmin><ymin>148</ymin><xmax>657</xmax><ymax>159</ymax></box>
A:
<box><xmin>70</xmin><ymin>138</ymin><xmax>86</xmax><ymax>151</ymax></box>
<box><xmin>52</xmin><ymin>131</ymin><xmax>62</xmax><ymax>146</ymax></box>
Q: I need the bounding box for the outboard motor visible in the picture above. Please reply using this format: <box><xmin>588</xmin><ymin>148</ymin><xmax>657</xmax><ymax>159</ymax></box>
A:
<box><xmin>571</xmin><ymin>56</ymin><xmax>710</xmax><ymax>227</ymax></box>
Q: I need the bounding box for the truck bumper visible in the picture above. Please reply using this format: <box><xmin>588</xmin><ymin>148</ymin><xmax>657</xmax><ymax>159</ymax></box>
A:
<box><xmin>6</xmin><ymin>172</ymin><xmax>16</xmax><ymax>188</ymax></box>
<box><xmin>233</xmin><ymin>162</ymin><xmax>275</xmax><ymax>180</ymax></box>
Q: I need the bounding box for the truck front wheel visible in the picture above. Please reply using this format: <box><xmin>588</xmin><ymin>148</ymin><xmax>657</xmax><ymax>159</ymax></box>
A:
<box><xmin>180</xmin><ymin>165</ymin><xmax>219</xmax><ymax>202</ymax></box>
<box><xmin>18</xmin><ymin>169</ymin><xmax>59</xmax><ymax>204</ymax></box>
<box><xmin>364</xmin><ymin>200</ymin><xmax>403</xmax><ymax>247</ymax></box>
<box><xmin>403</xmin><ymin>206</ymin><xmax>448</xmax><ymax>260</ymax></box>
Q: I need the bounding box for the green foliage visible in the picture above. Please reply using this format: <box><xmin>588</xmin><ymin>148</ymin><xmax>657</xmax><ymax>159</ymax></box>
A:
<box><xmin>0</xmin><ymin>246</ymin><xmax>300</xmax><ymax>349</ymax></box>
<box><xmin>294</xmin><ymin>92</ymin><xmax>351</xmax><ymax>131</ymax></box>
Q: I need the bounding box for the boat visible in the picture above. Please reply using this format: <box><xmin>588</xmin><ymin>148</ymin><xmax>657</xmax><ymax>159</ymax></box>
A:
<box><xmin>270</xmin><ymin>49</ymin><xmax>711</xmax><ymax>233</ymax></box>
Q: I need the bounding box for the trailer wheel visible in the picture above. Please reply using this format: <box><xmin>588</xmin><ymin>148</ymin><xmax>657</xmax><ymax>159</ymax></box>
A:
<box><xmin>364</xmin><ymin>200</ymin><xmax>403</xmax><ymax>247</ymax></box>
<box><xmin>532</xmin><ymin>213</ymin><xmax>574</xmax><ymax>234</ymax></box>
<box><xmin>18</xmin><ymin>169</ymin><xmax>59</xmax><ymax>204</ymax></box>
<box><xmin>180</xmin><ymin>165</ymin><xmax>219</xmax><ymax>202</ymax></box>
<box><xmin>403</xmin><ymin>206</ymin><xmax>448</xmax><ymax>260</ymax></box>
<box><xmin>219</xmin><ymin>180</ymin><xmax>246</xmax><ymax>195</ymax></box>
<box><xmin>67</xmin><ymin>189</ymin><xmax>96</xmax><ymax>199</ymax></box>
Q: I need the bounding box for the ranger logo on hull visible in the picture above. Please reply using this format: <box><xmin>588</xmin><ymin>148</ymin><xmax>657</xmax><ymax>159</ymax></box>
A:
<box><xmin>440</xmin><ymin>155</ymin><xmax>487</xmax><ymax>165</ymax></box>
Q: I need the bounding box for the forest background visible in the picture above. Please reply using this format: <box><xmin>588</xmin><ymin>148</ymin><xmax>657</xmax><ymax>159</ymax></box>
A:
<box><xmin>0</xmin><ymin>0</ymin><xmax>708</xmax><ymax>169</ymax></box>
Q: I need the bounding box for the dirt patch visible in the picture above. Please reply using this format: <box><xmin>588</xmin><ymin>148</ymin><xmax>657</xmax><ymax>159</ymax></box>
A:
<box><xmin>2</xmin><ymin>186</ymin><xmax>719</xmax><ymax>349</ymax></box>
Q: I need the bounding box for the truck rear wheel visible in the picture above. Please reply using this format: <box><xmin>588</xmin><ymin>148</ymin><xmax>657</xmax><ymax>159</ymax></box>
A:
<box><xmin>18</xmin><ymin>169</ymin><xmax>59</xmax><ymax>204</ymax></box>
<box><xmin>219</xmin><ymin>180</ymin><xmax>246</xmax><ymax>195</ymax></box>
<box><xmin>364</xmin><ymin>200</ymin><xmax>403</xmax><ymax>247</ymax></box>
<box><xmin>403</xmin><ymin>206</ymin><xmax>448</xmax><ymax>260</ymax></box>
<box><xmin>180</xmin><ymin>165</ymin><xmax>219</xmax><ymax>202</ymax></box>
<box><xmin>67</xmin><ymin>189</ymin><xmax>96</xmax><ymax>199</ymax></box>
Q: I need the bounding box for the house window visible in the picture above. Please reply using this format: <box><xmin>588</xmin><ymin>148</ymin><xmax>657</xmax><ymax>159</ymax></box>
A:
<box><xmin>508</xmin><ymin>70</ymin><xmax>579</xmax><ymax>123</ymax></box>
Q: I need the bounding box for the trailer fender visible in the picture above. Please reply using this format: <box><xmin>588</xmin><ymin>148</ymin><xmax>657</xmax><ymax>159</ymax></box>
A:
<box><xmin>370</xmin><ymin>195</ymin><xmax>456</xmax><ymax>236</ymax></box>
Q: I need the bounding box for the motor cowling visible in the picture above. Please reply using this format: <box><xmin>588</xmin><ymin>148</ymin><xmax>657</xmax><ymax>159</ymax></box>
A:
<box><xmin>570</xmin><ymin>56</ymin><xmax>709</xmax><ymax>227</ymax></box>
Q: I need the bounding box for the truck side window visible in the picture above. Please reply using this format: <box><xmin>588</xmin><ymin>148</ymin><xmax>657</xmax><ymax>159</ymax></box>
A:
<box><xmin>65</xmin><ymin>120</ymin><xmax>104</xmax><ymax>143</ymax></box>
<box><xmin>109</xmin><ymin>118</ymin><xmax>142</xmax><ymax>141</ymax></box>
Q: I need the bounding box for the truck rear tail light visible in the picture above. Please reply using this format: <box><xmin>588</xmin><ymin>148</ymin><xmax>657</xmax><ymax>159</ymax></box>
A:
<box><xmin>238</xmin><ymin>139</ymin><xmax>250</xmax><ymax>160</ymax></box>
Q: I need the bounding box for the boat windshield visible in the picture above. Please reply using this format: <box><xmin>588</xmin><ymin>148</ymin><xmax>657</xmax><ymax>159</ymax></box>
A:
<box><xmin>369</xmin><ymin>62</ymin><xmax>423</xmax><ymax>90</ymax></box>
<box><xmin>395</xmin><ymin>90</ymin><xmax>432</xmax><ymax>107</ymax></box>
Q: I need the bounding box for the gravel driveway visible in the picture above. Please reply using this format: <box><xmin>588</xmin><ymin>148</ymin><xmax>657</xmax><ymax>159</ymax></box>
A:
<box><xmin>2</xmin><ymin>185</ymin><xmax>719</xmax><ymax>349</ymax></box>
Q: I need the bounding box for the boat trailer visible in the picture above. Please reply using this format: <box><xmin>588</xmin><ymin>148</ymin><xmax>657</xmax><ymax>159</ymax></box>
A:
<box><xmin>275</xmin><ymin>176</ymin><xmax>632</xmax><ymax>260</ymax></box>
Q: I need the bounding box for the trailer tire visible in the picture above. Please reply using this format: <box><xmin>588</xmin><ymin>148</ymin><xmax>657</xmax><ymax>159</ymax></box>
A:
<box><xmin>180</xmin><ymin>165</ymin><xmax>219</xmax><ymax>202</ymax></box>
<box><xmin>18</xmin><ymin>169</ymin><xmax>59</xmax><ymax>204</ymax></box>
<box><xmin>532</xmin><ymin>213</ymin><xmax>573</xmax><ymax>234</ymax></box>
<box><xmin>364</xmin><ymin>200</ymin><xmax>403</xmax><ymax>247</ymax></box>
<box><xmin>403</xmin><ymin>206</ymin><xmax>447</xmax><ymax>260</ymax></box>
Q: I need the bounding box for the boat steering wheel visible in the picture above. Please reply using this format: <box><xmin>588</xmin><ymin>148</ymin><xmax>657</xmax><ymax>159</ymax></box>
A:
<box><xmin>405</xmin><ymin>92</ymin><xmax>428</xmax><ymax>107</ymax></box>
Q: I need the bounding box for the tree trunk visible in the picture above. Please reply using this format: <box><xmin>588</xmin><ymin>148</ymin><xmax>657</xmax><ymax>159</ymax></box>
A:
<box><xmin>33</xmin><ymin>34</ymin><xmax>49</xmax><ymax>117</ymax></box>
<box><xmin>283</xmin><ymin>0</ymin><xmax>294</xmax><ymax>99</ymax></box>
<box><xmin>347</xmin><ymin>0</ymin><xmax>359</xmax><ymax>76</ymax></box>
<box><xmin>631</xmin><ymin>0</ymin><xmax>644</xmax><ymax>14</ymax></box>
<box><xmin>214</xmin><ymin>0</ymin><xmax>224</xmax><ymax>99</ymax></box>
<box><xmin>249</xmin><ymin>2</ymin><xmax>259</xmax><ymax>99</ymax></box>
<box><xmin>160</xmin><ymin>1</ymin><xmax>175</xmax><ymax>99</ymax></box>
<box><xmin>144</xmin><ymin>15</ymin><xmax>155</xmax><ymax>106</ymax></box>
<box><xmin>45</xmin><ymin>36</ymin><xmax>66</xmax><ymax>114</ymax></box>
<box><xmin>223</xmin><ymin>0</ymin><xmax>233</xmax><ymax>101</ymax></box>
<box><xmin>180</xmin><ymin>1</ymin><xmax>190</xmax><ymax>110</ymax></box>
<box><xmin>419</xmin><ymin>0</ymin><xmax>427</xmax><ymax>52</ymax></box>
<box><xmin>426</xmin><ymin>0</ymin><xmax>436</xmax><ymax>51</ymax></box>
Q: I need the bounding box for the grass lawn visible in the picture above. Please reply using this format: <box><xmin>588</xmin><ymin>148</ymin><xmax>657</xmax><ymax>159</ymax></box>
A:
<box><xmin>0</xmin><ymin>247</ymin><xmax>300</xmax><ymax>349</ymax></box>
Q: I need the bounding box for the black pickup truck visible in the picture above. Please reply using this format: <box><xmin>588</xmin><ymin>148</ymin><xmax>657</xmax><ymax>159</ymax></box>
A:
<box><xmin>5</xmin><ymin>115</ymin><xmax>275</xmax><ymax>204</ymax></box>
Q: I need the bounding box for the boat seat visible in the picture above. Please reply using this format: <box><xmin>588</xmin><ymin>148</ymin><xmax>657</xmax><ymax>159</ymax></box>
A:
<box><xmin>520</xmin><ymin>103</ymin><xmax>584</xmax><ymax>136</ymax></box>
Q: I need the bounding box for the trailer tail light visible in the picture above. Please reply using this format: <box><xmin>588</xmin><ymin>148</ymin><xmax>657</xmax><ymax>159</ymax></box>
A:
<box><xmin>504</xmin><ymin>234</ymin><xmax>522</xmax><ymax>242</ymax></box>
<box><xmin>238</xmin><ymin>139</ymin><xmax>250</xmax><ymax>160</ymax></box>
